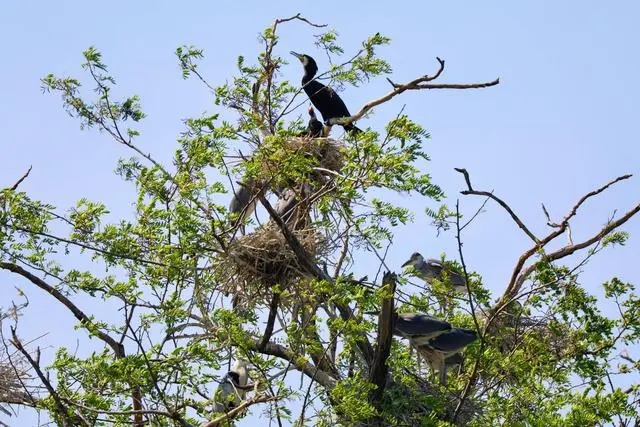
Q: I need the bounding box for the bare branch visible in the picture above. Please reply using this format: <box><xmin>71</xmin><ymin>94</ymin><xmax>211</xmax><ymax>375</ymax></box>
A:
<box><xmin>492</xmin><ymin>174</ymin><xmax>638</xmax><ymax>302</ymax></box>
<box><xmin>456</xmin><ymin>168</ymin><xmax>539</xmax><ymax>243</ymax></box>
<box><xmin>327</xmin><ymin>58</ymin><xmax>499</xmax><ymax>127</ymax></box>
<box><xmin>5</xmin><ymin>166</ymin><xmax>33</xmax><ymax>191</ymax></box>
<box><xmin>10</xmin><ymin>330</ymin><xmax>88</xmax><ymax>426</ymax></box>
<box><xmin>273</xmin><ymin>13</ymin><xmax>327</xmax><ymax>28</ymax></box>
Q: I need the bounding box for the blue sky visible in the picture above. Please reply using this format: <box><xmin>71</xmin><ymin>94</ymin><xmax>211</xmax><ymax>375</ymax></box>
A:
<box><xmin>2</xmin><ymin>1</ymin><xmax>639</xmax><ymax>425</ymax></box>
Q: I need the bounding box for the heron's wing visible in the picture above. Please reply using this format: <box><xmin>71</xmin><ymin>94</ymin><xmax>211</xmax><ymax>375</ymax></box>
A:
<box><xmin>395</xmin><ymin>313</ymin><xmax>451</xmax><ymax>337</ymax></box>
<box><xmin>429</xmin><ymin>328</ymin><xmax>478</xmax><ymax>352</ymax></box>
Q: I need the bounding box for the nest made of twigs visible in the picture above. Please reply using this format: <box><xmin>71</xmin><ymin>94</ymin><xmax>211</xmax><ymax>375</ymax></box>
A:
<box><xmin>219</xmin><ymin>224</ymin><xmax>325</xmax><ymax>305</ymax></box>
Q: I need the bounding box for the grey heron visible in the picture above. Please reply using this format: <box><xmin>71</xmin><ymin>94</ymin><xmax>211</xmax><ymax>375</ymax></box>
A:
<box><xmin>426</xmin><ymin>327</ymin><xmax>478</xmax><ymax>355</ymax></box>
<box><xmin>402</xmin><ymin>252</ymin><xmax>467</xmax><ymax>293</ymax></box>
<box><xmin>393</xmin><ymin>312</ymin><xmax>452</xmax><ymax>345</ymax></box>
<box><xmin>212</xmin><ymin>359</ymin><xmax>249</xmax><ymax>413</ymax></box>
<box><xmin>417</xmin><ymin>328</ymin><xmax>478</xmax><ymax>384</ymax></box>
<box><xmin>229</xmin><ymin>178</ymin><xmax>258</xmax><ymax>227</ymax></box>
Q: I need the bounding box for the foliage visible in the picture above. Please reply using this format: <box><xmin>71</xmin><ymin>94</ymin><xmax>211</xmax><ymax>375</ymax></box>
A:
<box><xmin>1</xmin><ymin>15</ymin><xmax>639</xmax><ymax>427</ymax></box>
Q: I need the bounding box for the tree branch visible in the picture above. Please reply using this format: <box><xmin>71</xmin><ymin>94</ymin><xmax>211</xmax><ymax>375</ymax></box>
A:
<box><xmin>0</xmin><ymin>262</ymin><xmax>124</xmax><ymax>357</ymax></box>
<box><xmin>200</xmin><ymin>392</ymin><xmax>280</xmax><ymax>427</ymax></box>
<box><xmin>368</xmin><ymin>272</ymin><xmax>396</xmax><ymax>403</ymax></box>
<box><xmin>6</xmin><ymin>166</ymin><xmax>33</xmax><ymax>191</ymax></box>
<box><xmin>327</xmin><ymin>58</ymin><xmax>499</xmax><ymax>127</ymax></box>
<box><xmin>455</xmin><ymin>167</ymin><xmax>539</xmax><ymax>243</ymax></box>
<box><xmin>247</xmin><ymin>339</ymin><xmax>337</xmax><ymax>390</ymax></box>
<box><xmin>10</xmin><ymin>330</ymin><xmax>88</xmax><ymax>426</ymax></box>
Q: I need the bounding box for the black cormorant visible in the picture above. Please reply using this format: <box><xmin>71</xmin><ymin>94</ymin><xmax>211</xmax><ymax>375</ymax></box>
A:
<box><xmin>299</xmin><ymin>105</ymin><xmax>324</xmax><ymax>138</ymax></box>
<box><xmin>290</xmin><ymin>51</ymin><xmax>362</xmax><ymax>135</ymax></box>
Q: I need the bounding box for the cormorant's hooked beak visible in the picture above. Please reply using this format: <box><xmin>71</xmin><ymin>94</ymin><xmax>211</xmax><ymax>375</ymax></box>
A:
<box><xmin>290</xmin><ymin>51</ymin><xmax>303</xmax><ymax>61</ymax></box>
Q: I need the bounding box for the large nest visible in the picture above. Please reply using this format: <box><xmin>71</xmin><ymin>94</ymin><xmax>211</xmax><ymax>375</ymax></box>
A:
<box><xmin>219</xmin><ymin>224</ymin><xmax>326</xmax><ymax>305</ymax></box>
<box><xmin>256</xmin><ymin>137</ymin><xmax>344</xmax><ymax>185</ymax></box>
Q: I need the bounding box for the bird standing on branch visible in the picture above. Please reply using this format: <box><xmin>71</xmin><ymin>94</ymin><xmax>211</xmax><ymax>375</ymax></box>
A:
<box><xmin>402</xmin><ymin>252</ymin><xmax>467</xmax><ymax>293</ymax></box>
<box><xmin>392</xmin><ymin>312</ymin><xmax>452</xmax><ymax>345</ymax></box>
<box><xmin>290</xmin><ymin>51</ymin><xmax>362</xmax><ymax>135</ymax></box>
<box><xmin>212</xmin><ymin>359</ymin><xmax>250</xmax><ymax>413</ymax></box>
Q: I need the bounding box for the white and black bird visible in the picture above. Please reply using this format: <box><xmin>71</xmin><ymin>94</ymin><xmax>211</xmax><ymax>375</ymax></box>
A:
<box><xmin>212</xmin><ymin>359</ymin><xmax>249</xmax><ymax>413</ymax></box>
<box><xmin>402</xmin><ymin>252</ymin><xmax>467</xmax><ymax>293</ymax></box>
<box><xmin>393</xmin><ymin>312</ymin><xmax>452</xmax><ymax>345</ymax></box>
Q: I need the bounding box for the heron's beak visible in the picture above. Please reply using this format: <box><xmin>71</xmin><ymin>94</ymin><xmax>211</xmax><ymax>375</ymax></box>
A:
<box><xmin>290</xmin><ymin>51</ymin><xmax>303</xmax><ymax>61</ymax></box>
<box><xmin>401</xmin><ymin>259</ymin><xmax>413</xmax><ymax>268</ymax></box>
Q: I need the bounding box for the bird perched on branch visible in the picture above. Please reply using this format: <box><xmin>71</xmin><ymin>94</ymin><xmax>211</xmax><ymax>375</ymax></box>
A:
<box><xmin>290</xmin><ymin>51</ymin><xmax>362</xmax><ymax>135</ymax></box>
<box><xmin>392</xmin><ymin>312</ymin><xmax>452</xmax><ymax>345</ymax></box>
<box><xmin>402</xmin><ymin>252</ymin><xmax>467</xmax><ymax>293</ymax></box>
<box><xmin>229</xmin><ymin>178</ymin><xmax>258</xmax><ymax>224</ymax></box>
<box><xmin>212</xmin><ymin>359</ymin><xmax>250</xmax><ymax>412</ymax></box>
<box><xmin>417</xmin><ymin>328</ymin><xmax>478</xmax><ymax>384</ymax></box>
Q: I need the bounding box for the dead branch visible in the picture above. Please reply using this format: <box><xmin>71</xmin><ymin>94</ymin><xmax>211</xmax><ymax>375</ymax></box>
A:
<box><xmin>510</xmin><ymin>201</ymin><xmax>640</xmax><ymax>296</ymax></box>
<box><xmin>327</xmin><ymin>58</ymin><xmax>499</xmax><ymax>127</ymax></box>
<box><xmin>455</xmin><ymin>167</ymin><xmax>539</xmax><ymax>243</ymax></box>
<box><xmin>5</xmin><ymin>166</ymin><xmax>33</xmax><ymax>191</ymax></box>
<box><xmin>455</xmin><ymin>170</ymin><xmax>638</xmax><ymax>305</ymax></box>
<box><xmin>10</xmin><ymin>330</ymin><xmax>89</xmax><ymax>426</ymax></box>
<box><xmin>274</xmin><ymin>13</ymin><xmax>327</xmax><ymax>28</ymax></box>
<box><xmin>368</xmin><ymin>272</ymin><xmax>396</xmax><ymax>403</ymax></box>
<box><xmin>503</xmin><ymin>175</ymin><xmax>636</xmax><ymax>299</ymax></box>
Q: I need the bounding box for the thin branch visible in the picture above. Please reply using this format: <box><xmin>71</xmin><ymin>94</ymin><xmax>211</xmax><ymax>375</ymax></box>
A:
<box><xmin>274</xmin><ymin>13</ymin><xmax>327</xmax><ymax>28</ymax></box>
<box><xmin>10</xmin><ymin>331</ymin><xmax>87</xmax><ymax>426</ymax></box>
<box><xmin>327</xmin><ymin>58</ymin><xmax>499</xmax><ymax>127</ymax></box>
<box><xmin>504</xmin><ymin>175</ymin><xmax>636</xmax><ymax>299</ymax></box>
<box><xmin>0</xmin><ymin>262</ymin><xmax>124</xmax><ymax>357</ymax></box>
<box><xmin>455</xmin><ymin>168</ymin><xmax>539</xmax><ymax>243</ymax></box>
<box><xmin>6</xmin><ymin>166</ymin><xmax>33</xmax><ymax>191</ymax></box>
<box><xmin>247</xmin><ymin>339</ymin><xmax>336</xmax><ymax>390</ymax></box>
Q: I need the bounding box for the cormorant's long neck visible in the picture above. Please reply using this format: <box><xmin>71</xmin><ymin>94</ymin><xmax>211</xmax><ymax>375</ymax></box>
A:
<box><xmin>301</xmin><ymin>64</ymin><xmax>317</xmax><ymax>85</ymax></box>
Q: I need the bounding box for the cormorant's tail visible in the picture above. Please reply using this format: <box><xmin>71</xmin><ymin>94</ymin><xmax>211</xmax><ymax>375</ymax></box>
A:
<box><xmin>343</xmin><ymin>123</ymin><xmax>362</xmax><ymax>135</ymax></box>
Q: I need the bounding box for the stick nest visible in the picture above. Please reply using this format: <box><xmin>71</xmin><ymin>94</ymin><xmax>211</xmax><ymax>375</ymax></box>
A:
<box><xmin>219</xmin><ymin>224</ymin><xmax>326</xmax><ymax>303</ymax></box>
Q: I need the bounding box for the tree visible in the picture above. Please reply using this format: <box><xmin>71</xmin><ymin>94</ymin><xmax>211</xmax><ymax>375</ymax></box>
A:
<box><xmin>1</xmin><ymin>14</ymin><xmax>639</xmax><ymax>426</ymax></box>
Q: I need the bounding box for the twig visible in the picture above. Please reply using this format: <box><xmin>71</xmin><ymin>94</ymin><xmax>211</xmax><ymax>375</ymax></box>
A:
<box><xmin>7</xmin><ymin>166</ymin><xmax>33</xmax><ymax>191</ymax></box>
<box><xmin>10</xmin><ymin>330</ymin><xmax>87</xmax><ymax>426</ymax></box>
<box><xmin>455</xmin><ymin>168</ymin><xmax>539</xmax><ymax>244</ymax></box>
<box><xmin>247</xmin><ymin>339</ymin><xmax>336</xmax><ymax>390</ymax></box>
